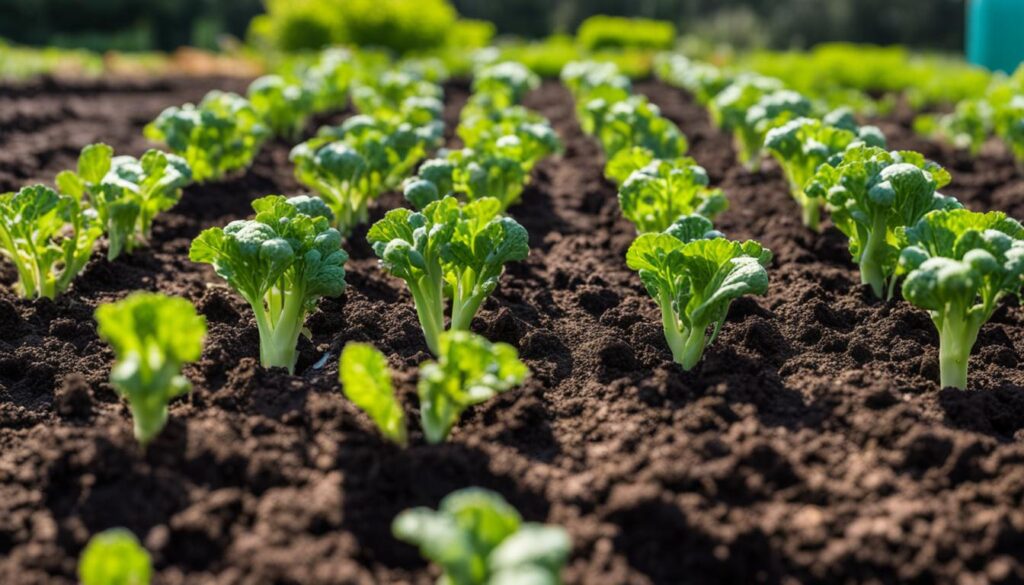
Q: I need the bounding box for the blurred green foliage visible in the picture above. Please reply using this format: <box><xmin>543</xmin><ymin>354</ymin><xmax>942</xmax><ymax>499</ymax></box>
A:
<box><xmin>0</xmin><ymin>0</ymin><xmax>968</xmax><ymax>54</ymax></box>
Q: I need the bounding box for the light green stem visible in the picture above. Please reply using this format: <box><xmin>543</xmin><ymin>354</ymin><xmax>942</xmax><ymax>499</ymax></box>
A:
<box><xmin>859</xmin><ymin>214</ymin><xmax>889</xmax><ymax>298</ymax></box>
<box><xmin>936</xmin><ymin>312</ymin><xmax>981</xmax><ymax>390</ymax></box>
<box><xmin>409</xmin><ymin>280</ymin><xmax>445</xmax><ymax>356</ymax></box>
<box><xmin>680</xmin><ymin>325</ymin><xmax>708</xmax><ymax>371</ymax></box>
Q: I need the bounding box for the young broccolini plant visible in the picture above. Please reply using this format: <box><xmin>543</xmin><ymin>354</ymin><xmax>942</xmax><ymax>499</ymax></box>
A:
<box><xmin>913</xmin><ymin>99</ymin><xmax>993</xmax><ymax>156</ymax></box>
<box><xmin>0</xmin><ymin>185</ymin><xmax>100</xmax><ymax>299</ymax></box>
<box><xmin>807</xmin><ymin>146</ymin><xmax>960</xmax><ymax>298</ymax></box>
<box><xmin>304</xmin><ymin>48</ymin><xmax>355</xmax><ymax>112</ymax></box>
<box><xmin>339</xmin><ymin>342</ymin><xmax>407</xmax><ymax>446</ymax></box>
<box><xmin>95</xmin><ymin>292</ymin><xmax>206</xmax><ymax>446</ymax></box>
<box><xmin>57</xmin><ymin>143</ymin><xmax>192</xmax><ymax>260</ymax></box>
<box><xmin>897</xmin><ymin>209</ymin><xmax>1024</xmax><ymax>389</ymax></box>
<box><xmin>351</xmin><ymin>71</ymin><xmax>443</xmax><ymax>122</ymax></box>
<box><xmin>247</xmin><ymin>75</ymin><xmax>315</xmax><ymax>140</ymax></box>
<box><xmin>145</xmin><ymin>90</ymin><xmax>269</xmax><ymax>182</ymax></box>
<box><xmin>290</xmin><ymin>115</ymin><xmax>443</xmax><ymax>234</ymax></box>
<box><xmin>994</xmin><ymin>95</ymin><xmax>1024</xmax><ymax>167</ymax></box>
<box><xmin>78</xmin><ymin>528</ymin><xmax>152</xmax><ymax>585</ymax></box>
<box><xmin>417</xmin><ymin>331</ymin><xmax>528</xmax><ymax>443</ymax></box>
<box><xmin>654</xmin><ymin>54</ymin><xmax>731</xmax><ymax>105</ymax></box>
<box><xmin>393</xmin><ymin>487</ymin><xmax>570</xmax><ymax>585</ymax></box>
<box><xmin>618</xmin><ymin>158</ymin><xmax>728</xmax><ymax>233</ymax></box>
<box><xmin>457</xmin><ymin>108</ymin><xmax>562</xmax><ymax>172</ymax></box>
<box><xmin>764</xmin><ymin>117</ymin><xmax>886</xmax><ymax>231</ymax></box>
<box><xmin>605</xmin><ymin>146</ymin><xmax>657</xmax><ymax>186</ymax></box>
<box><xmin>598</xmin><ymin>96</ymin><xmax>688</xmax><ymax>162</ymax></box>
<box><xmin>368</xmin><ymin>196</ymin><xmax>528</xmax><ymax>355</ymax></box>
<box><xmin>736</xmin><ymin>89</ymin><xmax>812</xmax><ymax>170</ymax></box>
<box><xmin>709</xmin><ymin>75</ymin><xmax>783</xmax><ymax>168</ymax></box>
<box><xmin>190</xmin><ymin>195</ymin><xmax>348</xmax><ymax>373</ymax></box>
<box><xmin>403</xmin><ymin>145</ymin><xmax>534</xmax><ymax>212</ymax></box>
<box><xmin>467</xmin><ymin>61</ymin><xmax>540</xmax><ymax>112</ymax></box>
<box><xmin>627</xmin><ymin>215</ymin><xmax>772</xmax><ymax>370</ymax></box>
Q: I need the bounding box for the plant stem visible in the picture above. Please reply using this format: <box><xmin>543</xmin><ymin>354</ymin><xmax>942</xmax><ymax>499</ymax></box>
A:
<box><xmin>859</xmin><ymin>214</ymin><xmax>889</xmax><ymax>298</ymax></box>
<box><xmin>937</xmin><ymin>312</ymin><xmax>980</xmax><ymax>390</ymax></box>
<box><xmin>680</xmin><ymin>325</ymin><xmax>708</xmax><ymax>371</ymax></box>
<box><xmin>659</xmin><ymin>290</ymin><xmax>688</xmax><ymax>365</ymax></box>
<box><xmin>409</xmin><ymin>281</ymin><xmax>445</xmax><ymax>356</ymax></box>
<box><xmin>798</xmin><ymin>194</ymin><xmax>820</xmax><ymax>232</ymax></box>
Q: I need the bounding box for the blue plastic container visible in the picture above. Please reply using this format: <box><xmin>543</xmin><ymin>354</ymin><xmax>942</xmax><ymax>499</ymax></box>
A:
<box><xmin>967</xmin><ymin>0</ymin><xmax>1024</xmax><ymax>73</ymax></box>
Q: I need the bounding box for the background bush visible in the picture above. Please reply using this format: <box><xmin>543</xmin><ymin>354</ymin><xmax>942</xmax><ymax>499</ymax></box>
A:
<box><xmin>0</xmin><ymin>0</ymin><xmax>969</xmax><ymax>53</ymax></box>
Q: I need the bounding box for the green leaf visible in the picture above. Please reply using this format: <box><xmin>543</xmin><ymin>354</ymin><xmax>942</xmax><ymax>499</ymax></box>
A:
<box><xmin>393</xmin><ymin>487</ymin><xmax>568</xmax><ymax>585</ymax></box>
<box><xmin>339</xmin><ymin>342</ymin><xmax>407</xmax><ymax>446</ymax></box>
<box><xmin>78</xmin><ymin>528</ymin><xmax>152</xmax><ymax>585</ymax></box>
<box><xmin>417</xmin><ymin>331</ymin><xmax>528</xmax><ymax>444</ymax></box>
<box><xmin>78</xmin><ymin>143</ymin><xmax>114</xmax><ymax>184</ymax></box>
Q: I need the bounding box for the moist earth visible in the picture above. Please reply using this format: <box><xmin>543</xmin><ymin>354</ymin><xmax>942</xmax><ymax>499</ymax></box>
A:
<box><xmin>0</xmin><ymin>75</ymin><xmax>1023</xmax><ymax>585</ymax></box>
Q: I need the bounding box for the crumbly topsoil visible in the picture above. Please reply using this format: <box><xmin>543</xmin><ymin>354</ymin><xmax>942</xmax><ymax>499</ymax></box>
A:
<box><xmin>0</xmin><ymin>75</ymin><xmax>1023</xmax><ymax>585</ymax></box>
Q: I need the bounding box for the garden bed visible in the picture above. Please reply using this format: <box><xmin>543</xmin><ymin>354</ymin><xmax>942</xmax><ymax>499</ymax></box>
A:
<box><xmin>1</xmin><ymin>76</ymin><xmax>1024</xmax><ymax>584</ymax></box>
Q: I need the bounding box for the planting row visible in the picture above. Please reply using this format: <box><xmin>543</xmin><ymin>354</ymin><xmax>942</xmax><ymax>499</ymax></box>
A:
<box><xmin>560</xmin><ymin>56</ymin><xmax>1024</xmax><ymax>393</ymax></box>
<box><xmin>1</xmin><ymin>54</ymin><xmax>574</xmax><ymax>583</ymax></box>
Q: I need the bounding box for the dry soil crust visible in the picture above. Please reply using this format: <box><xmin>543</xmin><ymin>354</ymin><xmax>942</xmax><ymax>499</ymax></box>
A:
<box><xmin>0</xmin><ymin>76</ymin><xmax>1023</xmax><ymax>584</ymax></box>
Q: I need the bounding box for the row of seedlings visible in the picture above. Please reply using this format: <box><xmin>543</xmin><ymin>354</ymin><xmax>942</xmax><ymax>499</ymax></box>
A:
<box><xmin>561</xmin><ymin>60</ymin><xmax>772</xmax><ymax>371</ymax></box>
<box><xmin>656</xmin><ymin>54</ymin><xmax>1024</xmax><ymax>390</ymax></box>
<box><xmin>348</xmin><ymin>61</ymin><xmax>572</xmax><ymax>580</ymax></box>
<box><xmin>73</xmin><ymin>56</ymin><xmax>571</xmax><ymax>584</ymax></box>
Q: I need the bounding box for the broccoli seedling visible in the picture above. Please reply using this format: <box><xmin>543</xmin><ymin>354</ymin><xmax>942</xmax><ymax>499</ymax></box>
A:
<box><xmin>736</xmin><ymin>89</ymin><xmax>812</xmax><ymax>169</ymax></box>
<box><xmin>807</xmin><ymin>146</ymin><xmax>960</xmax><ymax>298</ymax></box>
<box><xmin>78</xmin><ymin>528</ymin><xmax>152</xmax><ymax>585</ymax></box>
<box><xmin>418</xmin><ymin>331</ymin><xmax>528</xmax><ymax>443</ymax></box>
<box><xmin>339</xmin><ymin>342</ymin><xmax>407</xmax><ymax>446</ymax></box>
<box><xmin>994</xmin><ymin>95</ymin><xmax>1024</xmax><ymax>168</ymax></box>
<box><xmin>190</xmin><ymin>195</ymin><xmax>348</xmax><ymax>373</ymax></box>
<box><xmin>95</xmin><ymin>292</ymin><xmax>206</xmax><ymax>446</ymax></box>
<box><xmin>393</xmin><ymin>487</ymin><xmax>570</xmax><ymax>585</ymax></box>
<box><xmin>0</xmin><ymin>185</ymin><xmax>100</xmax><ymax>299</ymax></box>
<box><xmin>291</xmin><ymin>115</ymin><xmax>442</xmax><ymax>234</ymax></box>
<box><xmin>351</xmin><ymin>71</ymin><xmax>443</xmax><ymax>123</ymax></box>
<box><xmin>764</xmin><ymin>117</ymin><xmax>886</xmax><ymax>231</ymax></box>
<box><xmin>626</xmin><ymin>215</ymin><xmax>772</xmax><ymax>370</ymax></box>
<box><xmin>914</xmin><ymin>99</ymin><xmax>993</xmax><ymax>156</ymax></box>
<box><xmin>655</xmin><ymin>54</ymin><xmax>731</xmax><ymax>105</ymax></box>
<box><xmin>708</xmin><ymin>75</ymin><xmax>783</xmax><ymax>169</ymax></box>
<box><xmin>405</xmin><ymin>145</ymin><xmax>539</xmax><ymax>213</ymax></box>
<box><xmin>57</xmin><ymin>144</ymin><xmax>192</xmax><ymax>259</ymax></box>
<box><xmin>466</xmin><ymin>61</ymin><xmax>541</xmax><ymax>113</ymax></box>
<box><xmin>457</xmin><ymin>108</ymin><xmax>562</xmax><ymax>173</ymax></box>
<box><xmin>144</xmin><ymin>90</ymin><xmax>269</xmax><ymax>182</ymax></box>
<box><xmin>897</xmin><ymin>209</ymin><xmax>1024</xmax><ymax>389</ymax></box>
<box><xmin>304</xmin><ymin>48</ymin><xmax>355</xmax><ymax>112</ymax></box>
<box><xmin>247</xmin><ymin>75</ymin><xmax>315</xmax><ymax>140</ymax></box>
<box><xmin>598</xmin><ymin>95</ymin><xmax>688</xmax><ymax>162</ymax></box>
<box><xmin>368</xmin><ymin>196</ymin><xmax>528</xmax><ymax>355</ymax></box>
<box><xmin>618</xmin><ymin>157</ymin><xmax>728</xmax><ymax>233</ymax></box>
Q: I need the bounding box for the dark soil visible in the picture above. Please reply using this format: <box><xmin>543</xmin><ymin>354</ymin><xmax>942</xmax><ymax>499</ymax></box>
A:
<box><xmin>1</xmin><ymin>74</ymin><xmax>1023</xmax><ymax>585</ymax></box>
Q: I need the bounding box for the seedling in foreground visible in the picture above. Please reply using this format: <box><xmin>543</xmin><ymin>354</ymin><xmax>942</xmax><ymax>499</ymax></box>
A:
<box><xmin>339</xmin><ymin>342</ymin><xmax>407</xmax><ymax>446</ymax></box>
<box><xmin>0</xmin><ymin>184</ymin><xmax>100</xmax><ymax>299</ymax></box>
<box><xmin>626</xmin><ymin>215</ymin><xmax>772</xmax><ymax>370</ymax></box>
<box><xmin>807</xmin><ymin>146</ymin><xmax>960</xmax><ymax>298</ymax></box>
<box><xmin>897</xmin><ymin>209</ymin><xmax>1024</xmax><ymax>389</ymax></box>
<box><xmin>78</xmin><ymin>528</ymin><xmax>152</xmax><ymax>585</ymax></box>
<box><xmin>190</xmin><ymin>195</ymin><xmax>348</xmax><ymax>373</ymax></box>
<box><xmin>418</xmin><ymin>331</ymin><xmax>528</xmax><ymax>444</ymax></box>
<box><xmin>368</xmin><ymin>196</ymin><xmax>528</xmax><ymax>355</ymax></box>
<box><xmin>393</xmin><ymin>487</ymin><xmax>569</xmax><ymax>585</ymax></box>
<box><xmin>95</xmin><ymin>292</ymin><xmax>206</xmax><ymax>446</ymax></box>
